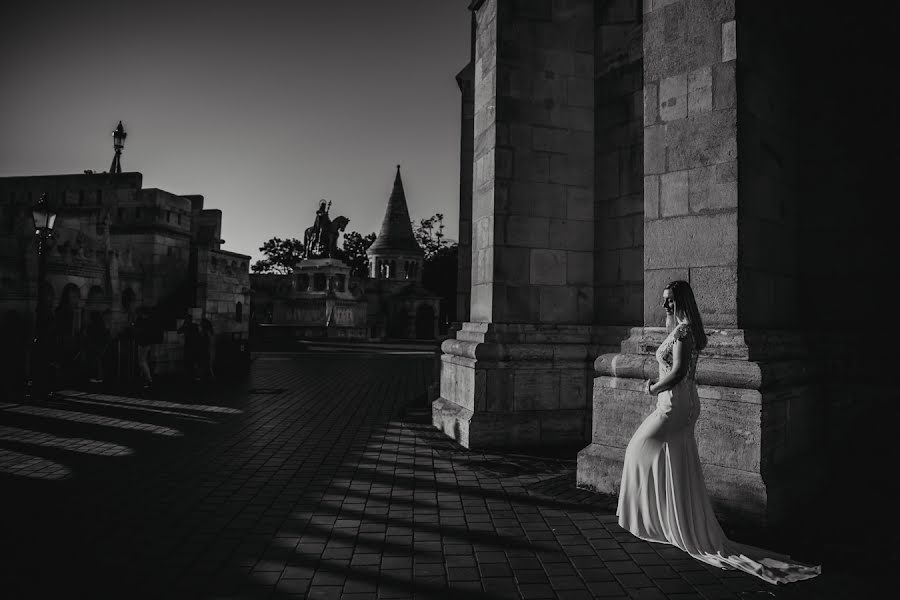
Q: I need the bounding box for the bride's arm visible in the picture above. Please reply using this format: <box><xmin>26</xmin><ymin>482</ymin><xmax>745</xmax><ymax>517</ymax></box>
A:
<box><xmin>649</xmin><ymin>334</ymin><xmax>693</xmax><ymax>394</ymax></box>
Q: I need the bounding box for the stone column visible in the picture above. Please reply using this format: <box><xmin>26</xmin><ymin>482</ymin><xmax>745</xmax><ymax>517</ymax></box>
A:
<box><xmin>454</xmin><ymin>56</ymin><xmax>474</xmax><ymax>328</ymax></box>
<box><xmin>577</xmin><ymin>0</ymin><xmax>825</xmax><ymax>529</ymax></box>
<box><xmin>433</xmin><ymin>0</ymin><xmax>605</xmax><ymax>449</ymax></box>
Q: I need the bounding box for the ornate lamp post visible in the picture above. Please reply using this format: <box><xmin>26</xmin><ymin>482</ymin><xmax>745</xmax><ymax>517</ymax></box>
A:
<box><xmin>110</xmin><ymin>120</ymin><xmax>127</xmax><ymax>174</ymax></box>
<box><xmin>29</xmin><ymin>193</ymin><xmax>57</xmax><ymax>403</ymax></box>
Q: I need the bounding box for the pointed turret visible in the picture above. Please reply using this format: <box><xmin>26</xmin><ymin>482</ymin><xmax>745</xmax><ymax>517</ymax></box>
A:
<box><xmin>367</xmin><ymin>166</ymin><xmax>424</xmax><ymax>282</ymax></box>
<box><xmin>368</xmin><ymin>166</ymin><xmax>422</xmax><ymax>255</ymax></box>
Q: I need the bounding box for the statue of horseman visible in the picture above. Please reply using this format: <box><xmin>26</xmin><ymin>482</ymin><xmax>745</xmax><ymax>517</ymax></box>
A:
<box><xmin>303</xmin><ymin>199</ymin><xmax>349</xmax><ymax>259</ymax></box>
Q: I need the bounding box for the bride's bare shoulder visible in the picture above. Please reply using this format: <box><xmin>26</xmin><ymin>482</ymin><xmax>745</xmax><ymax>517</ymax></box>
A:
<box><xmin>673</xmin><ymin>322</ymin><xmax>693</xmax><ymax>343</ymax></box>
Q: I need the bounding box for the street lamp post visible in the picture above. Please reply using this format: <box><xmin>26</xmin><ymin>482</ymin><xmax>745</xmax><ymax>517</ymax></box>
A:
<box><xmin>110</xmin><ymin>121</ymin><xmax>127</xmax><ymax>174</ymax></box>
<box><xmin>28</xmin><ymin>193</ymin><xmax>57</xmax><ymax>404</ymax></box>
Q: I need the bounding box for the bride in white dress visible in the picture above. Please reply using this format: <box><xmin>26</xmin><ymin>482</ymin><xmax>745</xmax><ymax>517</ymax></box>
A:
<box><xmin>616</xmin><ymin>280</ymin><xmax>820</xmax><ymax>585</ymax></box>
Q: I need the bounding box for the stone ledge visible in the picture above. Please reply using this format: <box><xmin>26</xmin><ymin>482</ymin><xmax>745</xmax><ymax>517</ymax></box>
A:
<box><xmin>433</xmin><ymin>395</ymin><xmax>587</xmax><ymax>450</ymax></box>
<box><xmin>594</xmin><ymin>353</ymin><xmax>826</xmax><ymax>390</ymax></box>
<box><xmin>596</xmin><ymin>327</ymin><xmax>850</xmax><ymax>390</ymax></box>
<box><xmin>443</xmin><ymin>322</ymin><xmax>629</xmax><ymax>362</ymax></box>
<box><xmin>453</xmin><ymin>322</ymin><xmax>629</xmax><ymax>345</ymax></box>
<box><xmin>441</xmin><ymin>338</ymin><xmax>602</xmax><ymax>363</ymax></box>
<box><xmin>619</xmin><ymin>327</ymin><xmax>818</xmax><ymax>360</ymax></box>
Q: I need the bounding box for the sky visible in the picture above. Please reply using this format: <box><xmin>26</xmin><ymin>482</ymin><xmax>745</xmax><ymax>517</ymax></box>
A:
<box><xmin>0</xmin><ymin>0</ymin><xmax>470</xmax><ymax>263</ymax></box>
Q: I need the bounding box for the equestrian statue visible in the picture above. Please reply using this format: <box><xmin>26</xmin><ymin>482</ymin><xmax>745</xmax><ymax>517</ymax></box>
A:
<box><xmin>303</xmin><ymin>199</ymin><xmax>350</xmax><ymax>259</ymax></box>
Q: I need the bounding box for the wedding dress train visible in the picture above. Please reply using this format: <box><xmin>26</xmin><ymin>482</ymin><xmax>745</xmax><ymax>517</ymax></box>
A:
<box><xmin>616</xmin><ymin>322</ymin><xmax>821</xmax><ymax>585</ymax></box>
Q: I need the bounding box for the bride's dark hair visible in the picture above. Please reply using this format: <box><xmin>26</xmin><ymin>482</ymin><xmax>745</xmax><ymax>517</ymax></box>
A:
<box><xmin>665</xmin><ymin>280</ymin><xmax>707</xmax><ymax>351</ymax></box>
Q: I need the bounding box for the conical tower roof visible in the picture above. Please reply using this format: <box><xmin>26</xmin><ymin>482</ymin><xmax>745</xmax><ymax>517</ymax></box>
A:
<box><xmin>368</xmin><ymin>166</ymin><xmax>423</xmax><ymax>255</ymax></box>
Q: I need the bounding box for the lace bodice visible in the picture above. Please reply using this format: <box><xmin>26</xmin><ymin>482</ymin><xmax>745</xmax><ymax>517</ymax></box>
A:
<box><xmin>655</xmin><ymin>322</ymin><xmax>699</xmax><ymax>380</ymax></box>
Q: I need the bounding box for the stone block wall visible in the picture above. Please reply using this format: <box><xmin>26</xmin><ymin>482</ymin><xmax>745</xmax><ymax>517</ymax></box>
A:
<box><xmin>455</xmin><ymin>12</ymin><xmax>476</xmax><ymax>326</ymax></box>
<box><xmin>469</xmin><ymin>0</ymin><xmax>499</xmax><ymax>321</ymax></box>
<box><xmin>642</xmin><ymin>0</ymin><xmax>738</xmax><ymax>327</ymax></box>
<box><xmin>196</xmin><ymin>248</ymin><xmax>250</xmax><ymax>340</ymax></box>
<box><xmin>112</xmin><ymin>189</ymin><xmax>194</xmax><ymax>308</ymax></box>
<box><xmin>194</xmin><ymin>209</ymin><xmax>223</xmax><ymax>250</ymax></box>
<box><xmin>470</xmin><ymin>0</ymin><xmax>595</xmax><ymax>325</ymax></box>
<box><xmin>594</xmin><ymin>0</ymin><xmax>643</xmax><ymax>325</ymax></box>
<box><xmin>119</xmin><ymin>188</ymin><xmax>193</xmax><ymax>237</ymax></box>
<box><xmin>111</xmin><ymin>232</ymin><xmax>190</xmax><ymax>307</ymax></box>
<box><xmin>1</xmin><ymin>172</ymin><xmax>143</xmax><ymax>216</ymax></box>
<box><xmin>437</xmin><ymin>321</ymin><xmax>600</xmax><ymax>448</ymax></box>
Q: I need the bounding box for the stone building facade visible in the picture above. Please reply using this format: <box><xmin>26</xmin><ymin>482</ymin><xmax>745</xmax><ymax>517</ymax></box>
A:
<box><xmin>435</xmin><ymin>0</ymin><xmax>894</xmax><ymax>530</ymax></box>
<box><xmin>0</xmin><ymin>172</ymin><xmax>251</xmax><ymax>382</ymax></box>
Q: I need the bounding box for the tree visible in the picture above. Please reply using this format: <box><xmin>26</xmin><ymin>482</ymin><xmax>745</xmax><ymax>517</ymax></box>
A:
<box><xmin>251</xmin><ymin>237</ymin><xmax>304</xmax><ymax>274</ymax></box>
<box><xmin>413</xmin><ymin>213</ymin><xmax>451</xmax><ymax>261</ymax></box>
<box><xmin>412</xmin><ymin>213</ymin><xmax>459</xmax><ymax>328</ymax></box>
<box><xmin>335</xmin><ymin>231</ymin><xmax>377</xmax><ymax>278</ymax></box>
<box><xmin>252</xmin><ymin>232</ymin><xmax>376</xmax><ymax>277</ymax></box>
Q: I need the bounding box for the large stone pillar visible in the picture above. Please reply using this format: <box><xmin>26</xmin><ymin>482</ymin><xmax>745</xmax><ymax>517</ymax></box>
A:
<box><xmin>577</xmin><ymin>0</ymin><xmax>825</xmax><ymax>529</ymax></box>
<box><xmin>454</xmin><ymin>24</ymin><xmax>475</xmax><ymax>328</ymax></box>
<box><xmin>433</xmin><ymin>0</ymin><xmax>607</xmax><ymax>449</ymax></box>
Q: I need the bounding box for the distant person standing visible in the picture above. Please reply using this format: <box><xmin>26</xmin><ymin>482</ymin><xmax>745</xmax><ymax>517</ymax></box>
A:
<box><xmin>199</xmin><ymin>318</ymin><xmax>215</xmax><ymax>382</ymax></box>
<box><xmin>134</xmin><ymin>308</ymin><xmax>155</xmax><ymax>389</ymax></box>
<box><xmin>177</xmin><ymin>314</ymin><xmax>201</xmax><ymax>381</ymax></box>
<box><xmin>85</xmin><ymin>310</ymin><xmax>112</xmax><ymax>384</ymax></box>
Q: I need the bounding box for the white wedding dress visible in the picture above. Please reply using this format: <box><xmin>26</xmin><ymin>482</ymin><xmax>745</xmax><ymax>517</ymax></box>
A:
<box><xmin>616</xmin><ymin>321</ymin><xmax>821</xmax><ymax>585</ymax></box>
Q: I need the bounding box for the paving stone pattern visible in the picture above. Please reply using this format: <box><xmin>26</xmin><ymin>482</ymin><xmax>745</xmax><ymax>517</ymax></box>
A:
<box><xmin>0</xmin><ymin>353</ymin><xmax>881</xmax><ymax>599</ymax></box>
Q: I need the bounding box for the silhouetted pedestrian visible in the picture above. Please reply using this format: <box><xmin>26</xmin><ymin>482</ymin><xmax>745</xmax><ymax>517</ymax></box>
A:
<box><xmin>85</xmin><ymin>310</ymin><xmax>112</xmax><ymax>383</ymax></box>
<box><xmin>134</xmin><ymin>307</ymin><xmax>155</xmax><ymax>388</ymax></box>
<box><xmin>199</xmin><ymin>318</ymin><xmax>215</xmax><ymax>382</ymax></box>
<box><xmin>177</xmin><ymin>314</ymin><xmax>201</xmax><ymax>381</ymax></box>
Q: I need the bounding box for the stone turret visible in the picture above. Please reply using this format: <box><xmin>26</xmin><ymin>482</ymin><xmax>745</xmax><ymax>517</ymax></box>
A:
<box><xmin>367</xmin><ymin>166</ymin><xmax>424</xmax><ymax>282</ymax></box>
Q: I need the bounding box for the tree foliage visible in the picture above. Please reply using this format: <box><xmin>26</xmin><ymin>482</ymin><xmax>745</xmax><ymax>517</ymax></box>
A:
<box><xmin>251</xmin><ymin>232</ymin><xmax>376</xmax><ymax>277</ymax></box>
<box><xmin>334</xmin><ymin>231</ymin><xmax>377</xmax><ymax>278</ymax></box>
<box><xmin>412</xmin><ymin>213</ymin><xmax>453</xmax><ymax>262</ymax></box>
<box><xmin>412</xmin><ymin>213</ymin><xmax>459</xmax><ymax>327</ymax></box>
<box><xmin>251</xmin><ymin>237</ymin><xmax>305</xmax><ymax>275</ymax></box>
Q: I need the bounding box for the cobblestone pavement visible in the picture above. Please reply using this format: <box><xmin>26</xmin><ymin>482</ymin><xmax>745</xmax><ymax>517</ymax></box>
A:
<box><xmin>0</xmin><ymin>352</ymin><xmax>887</xmax><ymax>599</ymax></box>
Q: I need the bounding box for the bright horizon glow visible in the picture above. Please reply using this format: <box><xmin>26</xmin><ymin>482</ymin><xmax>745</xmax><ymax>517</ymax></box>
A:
<box><xmin>0</xmin><ymin>0</ymin><xmax>470</xmax><ymax>264</ymax></box>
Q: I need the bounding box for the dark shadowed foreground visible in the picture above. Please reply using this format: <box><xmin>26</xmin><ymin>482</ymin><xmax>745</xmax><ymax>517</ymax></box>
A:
<box><xmin>0</xmin><ymin>352</ymin><xmax>887</xmax><ymax>599</ymax></box>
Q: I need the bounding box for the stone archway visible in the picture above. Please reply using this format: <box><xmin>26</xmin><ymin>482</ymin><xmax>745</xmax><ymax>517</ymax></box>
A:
<box><xmin>86</xmin><ymin>285</ymin><xmax>105</xmax><ymax>306</ymax></box>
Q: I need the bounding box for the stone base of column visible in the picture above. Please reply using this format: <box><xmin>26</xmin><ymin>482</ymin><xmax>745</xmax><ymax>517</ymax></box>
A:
<box><xmin>576</xmin><ymin>327</ymin><xmax>828</xmax><ymax>529</ymax></box>
<box><xmin>432</xmin><ymin>322</ymin><xmax>629</xmax><ymax>450</ymax></box>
